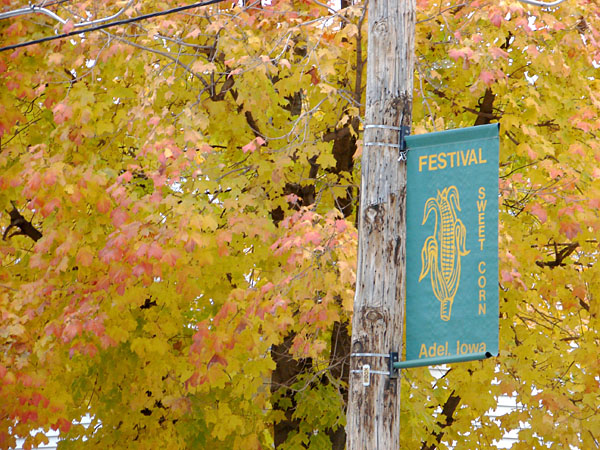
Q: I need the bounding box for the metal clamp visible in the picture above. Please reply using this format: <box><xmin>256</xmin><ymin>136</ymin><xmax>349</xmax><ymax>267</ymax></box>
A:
<box><xmin>364</xmin><ymin>125</ymin><xmax>405</xmax><ymax>131</ymax></box>
<box><xmin>389</xmin><ymin>352</ymin><xmax>399</xmax><ymax>379</ymax></box>
<box><xmin>364</xmin><ymin>142</ymin><xmax>401</xmax><ymax>149</ymax></box>
<box><xmin>351</xmin><ymin>365</ymin><xmax>391</xmax><ymax>386</ymax></box>
<box><xmin>363</xmin><ymin>124</ymin><xmax>410</xmax><ymax>162</ymax></box>
<box><xmin>350</xmin><ymin>352</ymin><xmax>400</xmax><ymax>383</ymax></box>
<box><xmin>350</xmin><ymin>352</ymin><xmax>390</xmax><ymax>358</ymax></box>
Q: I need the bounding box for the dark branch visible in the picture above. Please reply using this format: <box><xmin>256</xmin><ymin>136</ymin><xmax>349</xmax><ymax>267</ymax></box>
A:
<box><xmin>536</xmin><ymin>242</ymin><xmax>579</xmax><ymax>268</ymax></box>
<box><xmin>3</xmin><ymin>202</ymin><xmax>42</xmax><ymax>242</ymax></box>
<box><xmin>421</xmin><ymin>391</ymin><xmax>461</xmax><ymax>450</ymax></box>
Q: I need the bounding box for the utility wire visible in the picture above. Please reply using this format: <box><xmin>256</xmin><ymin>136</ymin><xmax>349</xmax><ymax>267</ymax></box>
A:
<box><xmin>0</xmin><ymin>0</ymin><xmax>227</xmax><ymax>53</ymax></box>
<box><xmin>516</xmin><ymin>0</ymin><xmax>567</xmax><ymax>6</ymax></box>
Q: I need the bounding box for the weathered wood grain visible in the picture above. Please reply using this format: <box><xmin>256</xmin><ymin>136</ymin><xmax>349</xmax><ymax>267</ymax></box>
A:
<box><xmin>346</xmin><ymin>0</ymin><xmax>415</xmax><ymax>448</ymax></box>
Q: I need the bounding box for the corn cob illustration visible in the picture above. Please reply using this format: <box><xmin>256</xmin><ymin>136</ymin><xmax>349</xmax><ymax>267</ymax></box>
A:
<box><xmin>419</xmin><ymin>186</ymin><xmax>469</xmax><ymax>321</ymax></box>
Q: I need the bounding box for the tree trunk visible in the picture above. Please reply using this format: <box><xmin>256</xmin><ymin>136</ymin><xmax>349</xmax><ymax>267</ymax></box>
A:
<box><xmin>346</xmin><ymin>0</ymin><xmax>415</xmax><ymax>448</ymax></box>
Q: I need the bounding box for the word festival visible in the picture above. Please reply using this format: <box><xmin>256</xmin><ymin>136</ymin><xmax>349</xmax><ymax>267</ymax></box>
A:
<box><xmin>417</xmin><ymin>147</ymin><xmax>487</xmax><ymax>172</ymax></box>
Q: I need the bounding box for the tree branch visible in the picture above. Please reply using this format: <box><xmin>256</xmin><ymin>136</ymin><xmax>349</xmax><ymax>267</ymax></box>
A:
<box><xmin>3</xmin><ymin>202</ymin><xmax>42</xmax><ymax>242</ymax></box>
<box><xmin>421</xmin><ymin>391</ymin><xmax>461</xmax><ymax>450</ymax></box>
<box><xmin>535</xmin><ymin>242</ymin><xmax>579</xmax><ymax>268</ymax></box>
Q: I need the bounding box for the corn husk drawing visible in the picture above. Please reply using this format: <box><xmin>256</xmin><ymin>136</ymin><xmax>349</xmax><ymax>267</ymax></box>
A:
<box><xmin>419</xmin><ymin>186</ymin><xmax>469</xmax><ymax>321</ymax></box>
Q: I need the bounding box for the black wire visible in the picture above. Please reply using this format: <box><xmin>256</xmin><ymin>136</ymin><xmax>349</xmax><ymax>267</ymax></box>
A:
<box><xmin>0</xmin><ymin>0</ymin><xmax>227</xmax><ymax>53</ymax></box>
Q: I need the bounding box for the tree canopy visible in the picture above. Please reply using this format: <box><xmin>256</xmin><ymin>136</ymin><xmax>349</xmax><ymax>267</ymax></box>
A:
<box><xmin>1</xmin><ymin>0</ymin><xmax>600</xmax><ymax>449</ymax></box>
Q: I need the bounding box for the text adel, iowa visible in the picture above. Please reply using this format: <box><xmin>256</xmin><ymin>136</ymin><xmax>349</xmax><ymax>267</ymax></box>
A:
<box><xmin>419</xmin><ymin>340</ymin><xmax>487</xmax><ymax>358</ymax></box>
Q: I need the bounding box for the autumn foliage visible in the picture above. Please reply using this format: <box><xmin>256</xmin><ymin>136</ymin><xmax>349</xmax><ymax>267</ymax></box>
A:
<box><xmin>2</xmin><ymin>0</ymin><xmax>600</xmax><ymax>449</ymax></box>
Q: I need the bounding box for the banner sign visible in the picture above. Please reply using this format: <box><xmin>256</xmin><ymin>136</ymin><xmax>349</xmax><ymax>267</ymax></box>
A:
<box><xmin>397</xmin><ymin>124</ymin><xmax>499</xmax><ymax>368</ymax></box>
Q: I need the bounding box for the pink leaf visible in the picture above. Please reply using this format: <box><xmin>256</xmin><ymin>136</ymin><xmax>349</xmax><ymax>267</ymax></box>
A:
<box><xmin>41</xmin><ymin>198</ymin><xmax>60</xmax><ymax>217</ymax></box>
<box><xmin>589</xmin><ymin>198</ymin><xmax>600</xmax><ymax>209</ymax></box>
<box><xmin>62</xmin><ymin>21</ymin><xmax>74</xmax><ymax>33</ymax></box>
<box><xmin>527</xmin><ymin>45</ymin><xmax>539</xmax><ymax>57</ymax></box>
<box><xmin>148</xmin><ymin>242</ymin><xmax>164</xmax><ymax>259</ymax></box>
<box><xmin>52</xmin><ymin>102</ymin><xmax>73</xmax><ymax>124</ymax></box>
<box><xmin>448</xmin><ymin>48</ymin><xmax>468</xmax><ymax>61</ymax></box>
<box><xmin>161</xmin><ymin>249</ymin><xmax>180</xmax><ymax>267</ymax></box>
<box><xmin>44</xmin><ymin>169</ymin><xmax>58</xmax><ymax>187</ymax></box>
<box><xmin>261</xmin><ymin>282</ymin><xmax>274</xmax><ymax>295</ymax></box>
<box><xmin>529</xmin><ymin>204</ymin><xmax>547</xmax><ymax>224</ymax></box>
<box><xmin>489</xmin><ymin>10</ymin><xmax>503</xmax><ymax>27</ymax></box>
<box><xmin>242</xmin><ymin>137</ymin><xmax>266</xmax><ymax>153</ymax></box>
<box><xmin>304</xmin><ymin>230</ymin><xmax>321</xmax><ymax>245</ymax></box>
<box><xmin>479</xmin><ymin>70</ymin><xmax>495</xmax><ymax>86</ymax></box>
<box><xmin>110</xmin><ymin>207</ymin><xmax>128</xmax><ymax>228</ymax></box>
<box><xmin>335</xmin><ymin>219</ymin><xmax>347</xmax><ymax>234</ymax></box>
<box><xmin>489</xmin><ymin>47</ymin><xmax>509</xmax><ymax>60</ymax></box>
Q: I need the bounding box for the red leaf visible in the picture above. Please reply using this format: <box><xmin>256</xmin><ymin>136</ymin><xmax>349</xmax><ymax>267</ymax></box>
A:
<box><xmin>573</xmin><ymin>285</ymin><xmax>586</xmax><ymax>300</ymax></box>
<box><xmin>63</xmin><ymin>321</ymin><xmax>82</xmax><ymax>342</ymax></box>
<box><xmin>307</xmin><ymin>66</ymin><xmax>320</xmax><ymax>85</ymax></box>
<box><xmin>560</xmin><ymin>221</ymin><xmax>581</xmax><ymax>239</ymax></box>
<box><xmin>27</xmin><ymin>172</ymin><xmax>42</xmax><ymax>193</ymax></box>
<box><xmin>110</xmin><ymin>207</ymin><xmax>128</xmax><ymax>228</ymax></box>
<box><xmin>97</xmin><ymin>197</ymin><xmax>111</xmax><ymax>214</ymax></box>
<box><xmin>43</xmin><ymin>169</ymin><xmax>58</xmax><ymax>187</ymax></box>
<box><xmin>208</xmin><ymin>354</ymin><xmax>228</xmax><ymax>368</ymax></box>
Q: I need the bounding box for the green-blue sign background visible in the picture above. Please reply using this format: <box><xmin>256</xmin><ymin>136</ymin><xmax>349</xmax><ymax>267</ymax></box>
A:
<box><xmin>399</xmin><ymin>124</ymin><xmax>499</xmax><ymax>368</ymax></box>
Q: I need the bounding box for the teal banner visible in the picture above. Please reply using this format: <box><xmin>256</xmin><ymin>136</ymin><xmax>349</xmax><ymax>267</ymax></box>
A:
<box><xmin>397</xmin><ymin>124</ymin><xmax>499</xmax><ymax>369</ymax></box>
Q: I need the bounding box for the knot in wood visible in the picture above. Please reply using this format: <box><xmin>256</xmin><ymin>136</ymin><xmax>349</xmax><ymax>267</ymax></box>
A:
<box><xmin>373</xmin><ymin>19</ymin><xmax>388</xmax><ymax>36</ymax></box>
<box><xmin>365</xmin><ymin>204</ymin><xmax>380</xmax><ymax>223</ymax></box>
<box><xmin>365</xmin><ymin>309</ymin><xmax>384</xmax><ymax>323</ymax></box>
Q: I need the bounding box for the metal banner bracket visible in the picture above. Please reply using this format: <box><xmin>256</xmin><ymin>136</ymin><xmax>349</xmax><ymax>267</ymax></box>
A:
<box><xmin>364</xmin><ymin>124</ymin><xmax>411</xmax><ymax>161</ymax></box>
<box><xmin>389</xmin><ymin>352</ymin><xmax>400</xmax><ymax>378</ymax></box>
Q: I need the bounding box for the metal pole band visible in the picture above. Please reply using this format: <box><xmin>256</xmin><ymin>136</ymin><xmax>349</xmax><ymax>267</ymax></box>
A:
<box><xmin>364</xmin><ymin>124</ymin><xmax>404</xmax><ymax>131</ymax></box>
<box><xmin>350</xmin><ymin>369</ymin><xmax>391</xmax><ymax>375</ymax></box>
<box><xmin>350</xmin><ymin>353</ymin><xmax>390</xmax><ymax>358</ymax></box>
<box><xmin>361</xmin><ymin>125</ymin><xmax>410</xmax><ymax>161</ymax></box>
<box><xmin>364</xmin><ymin>142</ymin><xmax>401</xmax><ymax>148</ymax></box>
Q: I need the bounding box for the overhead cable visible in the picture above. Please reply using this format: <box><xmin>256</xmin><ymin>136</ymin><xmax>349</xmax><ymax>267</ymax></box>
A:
<box><xmin>516</xmin><ymin>0</ymin><xmax>567</xmax><ymax>6</ymax></box>
<box><xmin>0</xmin><ymin>0</ymin><xmax>227</xmax><ymax>53</ymax></box>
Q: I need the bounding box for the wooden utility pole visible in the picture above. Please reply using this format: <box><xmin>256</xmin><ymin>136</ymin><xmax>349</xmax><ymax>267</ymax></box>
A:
<box><xmin>346</xmin><ymin>0</ymin><xmax>415</xmax><ymax>448</ymax></box>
